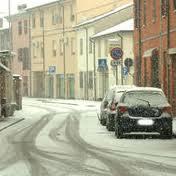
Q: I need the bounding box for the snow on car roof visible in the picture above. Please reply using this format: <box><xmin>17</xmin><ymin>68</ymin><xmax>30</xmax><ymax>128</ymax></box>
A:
<box><xmin>125</xmin><ymin>87</ymin><xmax>163</xmax><ymax>93</ymax></box>
<box><xmin>112</xmin><ymin>85</ymin><xmax>136</xmax><ymax>91</ymax></box>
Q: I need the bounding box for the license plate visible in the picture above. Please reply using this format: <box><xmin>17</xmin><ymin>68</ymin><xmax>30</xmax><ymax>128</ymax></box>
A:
<box><xmin>137</xmin><ymin>119</ymin><xmax>154</xmax><ymax>126</ymax></box>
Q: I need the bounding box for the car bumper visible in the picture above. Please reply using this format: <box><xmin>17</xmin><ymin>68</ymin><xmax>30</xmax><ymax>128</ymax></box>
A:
<box><xmin>118</xmin><ymin>117</ymin><xmax>172</xmax><ymax>133</ymax></box>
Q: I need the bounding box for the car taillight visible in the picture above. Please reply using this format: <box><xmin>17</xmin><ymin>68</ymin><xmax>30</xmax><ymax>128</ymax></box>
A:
<box><xmin>118</xmin><ymin>106</ymin><xmax>127</xmax><ymax>113</ymax></box>
<box><xmin>110</xmin><ymin>102</ymin><xmax>116</xmax><ymax>111</ymax></box>
<box><xmin>162</xmin><ymin>106</ymin><xmax>172</xmax><ymax>114</ymax></box>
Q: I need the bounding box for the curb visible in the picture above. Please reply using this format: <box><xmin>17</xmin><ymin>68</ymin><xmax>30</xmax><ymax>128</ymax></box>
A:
<box><xmin>0</xmin><ymin>118</ymin><xmax>25</xmax><ymax>132</ymax></box>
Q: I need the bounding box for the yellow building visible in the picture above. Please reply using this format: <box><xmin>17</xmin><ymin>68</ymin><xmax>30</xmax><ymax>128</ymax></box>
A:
<box><xmin>28</xmin><ymin>0</ymin><xmax>132</xmax><ymax>99</ymax></box>
<box><xmin>28</xmin><ymin>1</ymin><xmax>77</xmax><ymax>98</ymax></box>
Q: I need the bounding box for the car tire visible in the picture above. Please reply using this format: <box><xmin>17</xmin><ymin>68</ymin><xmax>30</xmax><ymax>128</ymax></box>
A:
<box><xmin>100</xmin><ymin>118</ymin><xmax>106</xmax><ymax>126</ymax></box>
<box><xmin>160</xmin><ymin>129</ymin><xmax>172</xmax><ymax>139</ymax></box>
<box><xmin>115</xmin><ymin>122</ymin><xmax>123</xmax><ymax>139</ymax></box>
<box><xmin>106</xmin><ymin>116</ymin><xmax>114</xmax><ymax>131</ymax></box>
<box><xmin>160</xmin><ymin>121</ymin><xmax>173</xmax><ymax>139</ymax></box>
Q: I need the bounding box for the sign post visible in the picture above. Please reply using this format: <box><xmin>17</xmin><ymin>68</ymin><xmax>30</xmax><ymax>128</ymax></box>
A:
<box><xmin>110</xmin><ymin>47</ymin><xmax>123</xmax><ymax>85</ymax></box>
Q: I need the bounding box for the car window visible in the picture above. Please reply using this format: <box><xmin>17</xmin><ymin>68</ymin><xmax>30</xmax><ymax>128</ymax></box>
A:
<box><xmin>123</xmin><ymin>91</ymin><xmax>168</xmax><ymax>106</ymax></box>
<box><xmin>106</xmin><ymin>89</ymin><xmax>115</xmax><ymax>101</ymax></box>
<box><xmin>114</xmin><ymin>91</ymin><xmax>124</xmax><ymax>102</ymax></box>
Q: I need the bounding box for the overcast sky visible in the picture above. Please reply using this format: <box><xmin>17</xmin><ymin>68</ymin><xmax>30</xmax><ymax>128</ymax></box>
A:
<box><xmin>0</xmin><ymin>0</ymin><xmax>56</xmax><ymax>16</ymax></box>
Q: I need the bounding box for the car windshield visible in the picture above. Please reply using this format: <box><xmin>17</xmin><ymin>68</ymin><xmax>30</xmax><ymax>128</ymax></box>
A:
<box><xmin>123</xmin><ymin>91</ymin><xmax>168</xmax><ymax>106</ymax></box>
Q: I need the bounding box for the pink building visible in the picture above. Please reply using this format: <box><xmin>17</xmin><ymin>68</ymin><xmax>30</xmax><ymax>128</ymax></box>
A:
<box><xmin>10</xmin><ymin>11</ymin><xmax>31</xmax><ymax>96</ymax></box>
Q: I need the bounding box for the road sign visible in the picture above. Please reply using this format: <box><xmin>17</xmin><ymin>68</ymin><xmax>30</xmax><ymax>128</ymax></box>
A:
<box><xmin>110</xmin><ymin>60</ymin><xmax>121</xmax><ymax>67</ymax></box>
<box><xmin>110</xmin><ymin>47</ymin><xmax>123</xmax><ymax>60</ymax></box>
<box><xmin>98</xmin><ymin>59</ymin><xmax>108</xmax><ymax>72</ymax></box>
<box><xmin>49</xmin><ymin>66</ymin><xmax>56</xmax><ymax>74</ymax></box>
<box><xmin>124</xmin><ymin>58</ymin><xmax>133</xmax><ymax>68</ymax></box>
<box><xmin>123</xmin><ymin>66</ymin><xmax>128</xmax><ymax>76</ymax></box>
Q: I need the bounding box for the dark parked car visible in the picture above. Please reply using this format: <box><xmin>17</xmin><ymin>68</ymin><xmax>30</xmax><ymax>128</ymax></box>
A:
<box><xmin>99</xmin><ymin>86</ymin><xmax>117</xmax><ymax>126</ymax></box>
<box><xmin>105</xmin><ymin>85</ymin><xmax>136</xmax><ymax>131</ymax></box>
<box><xmin>99</xmin><ymin>85</ymin><xmax>135</xmax><ymax>126</ymax></box>
<box><xmin>115</xmin><ymin>87</ymin><xmax>173</xmax><ymax>139</ymax></box>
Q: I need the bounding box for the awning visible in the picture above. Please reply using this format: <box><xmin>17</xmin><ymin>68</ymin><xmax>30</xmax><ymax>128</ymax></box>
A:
<box><xmin>168</xmin><ymin>48</ymin><xmax>176</xmax><ymax>55</ymax></box>
<box><xmin>0</xmin><ymin>62</ymin><xmax>10</xmax><ymax>72</ymax></box>
<box><xmin>143</xmin><ymin>48</ymin><xmax>158</xmax><ymax>58</ymax></box>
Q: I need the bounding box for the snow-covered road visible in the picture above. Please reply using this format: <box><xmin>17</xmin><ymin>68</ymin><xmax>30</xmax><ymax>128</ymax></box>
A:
<box><xmin>0</xmin><ymin>98</ymin><xmax>176</xmax><ymax>176</ymax></box>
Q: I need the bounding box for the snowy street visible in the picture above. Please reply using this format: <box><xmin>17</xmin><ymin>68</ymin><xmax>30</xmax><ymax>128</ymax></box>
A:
<box><xmin>0</xmin><ymin>98</ymin><xmax>176</xmax><ymax>176</ymax></box>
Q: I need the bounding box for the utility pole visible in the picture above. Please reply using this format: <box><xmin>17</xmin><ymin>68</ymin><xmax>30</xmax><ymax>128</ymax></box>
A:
<box><xmin>85</xmin><ymin>28</ymin><xmax>89</xmax><ymax>100</ymax></box>
<box><xmin>8</xmin><ymin>0</ymin><xmax>12</xmax><ymax>51</ymax></box>
<box><xmin>90</xmin><ymin>38</ymin><xmax>97</xmax><ymax>100</ymax></box>
<box><xmin>42</xmin><ymin>11</ymin><xmax>46</xmax><ymax>98</ymax></box>
<box><xmin>117</xmin><ymin>33</ymin><xmax>123</xmax><ymax>85</ymax></box>
<box><xmin>62</xmin><ymin>4</ymin><xmax>66</xmax><ymax>99</ymax></box>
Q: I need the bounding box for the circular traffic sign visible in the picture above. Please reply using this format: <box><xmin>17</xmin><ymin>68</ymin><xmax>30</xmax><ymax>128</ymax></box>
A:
<box><xmin>110</xmin><ymin>47</ymin><xmax>123</xmax><ymax>60</ymax></box>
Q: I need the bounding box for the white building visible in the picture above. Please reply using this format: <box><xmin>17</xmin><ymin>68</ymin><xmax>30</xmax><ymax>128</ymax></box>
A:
<box><xmin>75</xmin><ymin>3</ymin><xmax>133</xmax><ymax>100</ymax></box>
<box><xmin>91</xmin><ymin>19</ymin><xmax>134</xmax><ymax>99</ymax></box>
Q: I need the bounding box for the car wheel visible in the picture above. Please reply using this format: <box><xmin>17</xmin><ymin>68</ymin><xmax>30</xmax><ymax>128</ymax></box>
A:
<box><xmin>160</xmin><ymin>129</ymin><xmax>172</xmax><ymax>139</ymax></box>
<box><xmin>160</xmin><ymin>121</ymin><xmax>173</xmax><ymax>139</ymax></box>
<box><xmin>106</xmin><ymin>116</ymin><xmax>114</xmax><ymax>131</ymax></box>
<box><xmin>115</xmin><ymin>122</ymin><xmax>123</xmax><ymax>139</ymax></box>
<box><xmin>100</xmin><ymin>118</ymin><xmax>106</xmax><ymax>126</ymax></box>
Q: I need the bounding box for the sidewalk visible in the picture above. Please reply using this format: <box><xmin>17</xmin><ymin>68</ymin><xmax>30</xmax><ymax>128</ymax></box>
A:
<box><xmin>0</xmin><ymin>116</ymin><xmax>24</xmax><ymax>132</ymax></box>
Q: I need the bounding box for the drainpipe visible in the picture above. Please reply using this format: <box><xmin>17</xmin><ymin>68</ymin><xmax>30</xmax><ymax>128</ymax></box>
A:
<box><xmin>90</xmin><ymin>38</ymin><xmax>97</xmax><ymax>100</ymax></box>
<box><xmin>137</xmin><ymin>0</ymin><xmax>142</xmax><ymax>86</ymax></box>
<box><xmin>42</xmin><ymin>10</ymin><xmax>46</xmax><ymax>98</ymax></box>
<box><xmin>85</xmin><ymin>27</ymin><xmax>89</xmax><ymax>100</ymax></box>
<box><xmin>166</xmin><ymin>0</ymin><xmax>171</xmax><ymax>101</ymax></box>
<box><xmin>29</xmin><ymin>14</ymin><xmax>32</xmax><ymax>97</ymax></box>
<box><xmin>117</xmin><ymin>32</ymin><xmax>123</xmax><ymax>85</ymax></box>
<box><xmin>159</xmin><ymin>0</ymin><xmax>163</xmax><ymax>90</ymax></box>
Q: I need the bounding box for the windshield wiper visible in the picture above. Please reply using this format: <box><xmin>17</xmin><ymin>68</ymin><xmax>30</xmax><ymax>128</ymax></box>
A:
<box><xmin>136</xmin><ymin>98</ymin><xmax>151</xmax><ymax>107</ymax></box>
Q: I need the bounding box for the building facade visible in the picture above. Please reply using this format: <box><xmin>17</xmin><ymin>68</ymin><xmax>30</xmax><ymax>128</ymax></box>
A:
<box><xmin>0</xmin><ymin>28</ymin><xmax>9</xmax><ymax>51</ymax></box>
<box><xmin>28</xmin><ymin>0</ymin><xmax>77</xmax><ymax>99</ymax></box>
<box><xmin>134</xmin><ymin>0</ymin><xmax>176</xmax><ymax>114</ymax></box>
<box><xmin>10</xmin><ymin>12</ymin><xmax>31</xmax><ymax>97</ymax></box>
<box><xmin>92</xmin><ymin>19</ymin><xmax>134</xmax><ymax>99</ymax></box>
<box><xmin>75</xmin><ymin>3</ymin><xmax>133</xmax><ymax>100</ymax></box>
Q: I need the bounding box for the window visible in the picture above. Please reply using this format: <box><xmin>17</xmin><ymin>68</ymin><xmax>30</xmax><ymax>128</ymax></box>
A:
<box><xmin>98</xmin><ymin>40</ymin><xmax>101</xmax><ymax>57</ymax></box>
<box><xmin>59</xmin><ymin>39</ymin><xmax>63</xmax><ymax>55</ymax></box>
<box><xmin>23</xmin><ymin>48</ymin><xmax>30</xmax><ymax>70</ymax></box>
<box><xmin>143</xmin><ymin>0</ymin><xmax>146</xmax><ymax>25</ymax></box>
<box><xmin>89</xmin><ymin>38</ymin><xmax>93</xmax><ymax>54</ymax></box>
<box><xmin>104</xmin><ymin>39</ymin><xmax>108</xmax><ymax>56</ymax></box>
<box><xmin>79</xmin><ymin>72</ymin><xmax>83</xmax><ymax>88</ymax></box>
<box><xmin>174</xmin><ymin>0</ymin><xmax>176</xmax><ymax>10</ymax></box>
<box><xmin>152</xmin><ymin>0</ymin><xmax>156</xmax><ymax>22</ymax></box>
<box><xmin>36</xmin><ymin>41</ymin><xmax>40</xmax><ymax>57</ymax></box>
<box><xmin>88</xmin><ymin>71</ymin><xmax>93</xmax><ymax>89</ymax></box>
<box><xmin>80</xmin><ymin>38</ymin><xmax>83</xmax><ymax>55</ymax></box>
<box><xmin>32</xmin><ymin>43</ymin><xmax>36</xmax><ymax>58</ymax></box>
<box><xmin>71</xmin><ymin>37</ymin><xmax>76</xmax><ymax>55</ymax></box>
<box><xmin>70</xmin><ymin>5</ymin><xmax>75</xmax><ymax>21</ymax></box>
<box><xmin>134</xmin><ymin>0</ymin><xmax>140</xmax><ymax>28</ymax></box>
<box><xmin>52</xmin><ymin>10</ymin><xmax>59</xmax><ymax>25</ymax></box>
<box><xmin>41</xmin><ymin>42</ymin><xmax>44</xmax><ymax>58</ymax></box>
<box><xmin>52</xmin><ymin>40</ymin><xmax>57</xmax><ymax>57</ymax></box>
<box><xmin>18</xmin><ymin>21</ymin><xmax>22</xmax><ymax>35</ymax></box>
<box><xmin>24</xmin><ymin>20</ymin><xmax>28</xmax><ymax>34</ymax></box>
<box><xmin>40</xmin><ymin>12</ymin><xmax>44</xmax><ymax>27</ymax></box>
<box><xmin>161</xmin><ymin>0</ymin><xmax>167</xmax><ymax>16</ymax></box>
<box><xmin>18</xmin><ymin>48</ymin><xmax>23</xmax><ymax>61</ymax></box>
<box><xmin>32</xmin><ymin>14</ymin><xmax>36</xmax><ymax>28</ymax></box>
